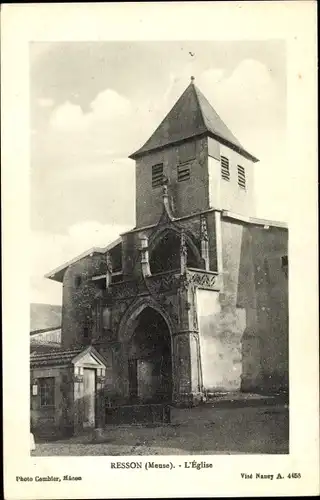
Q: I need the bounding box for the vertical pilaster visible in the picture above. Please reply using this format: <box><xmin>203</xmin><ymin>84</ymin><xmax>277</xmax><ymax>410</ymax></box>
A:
<box><xmin>105</xmin><ymin>251</ymin><xmax>112</xmax><ymax>288</ymax></box>
<box><xmin>214</xmin><ymin>211</ymin><xmax>223</xmax><ymax>275</ymax></box>
<box><xmin>95</xmin><ymin>377</ymin><xmax>106</xmax><ymax>428</ymax></box>
<box><xmin>139</xmin><ymin>233</ymin><xmax>151</xmax><ymax>277</ymax></box>
<box><xmin>172</xmin><ymin>277</ymin><xmax>203</xmax><ymax>406</ymax></box>
<box><xmin>180</xmin><ymin>230</ymin><xmax>187</xmax><ymax>275</ymax></box>
<box><xmin>200</xmin><ymin>215</ymin><xmax>210</xmax><ymax>270</ymax></box>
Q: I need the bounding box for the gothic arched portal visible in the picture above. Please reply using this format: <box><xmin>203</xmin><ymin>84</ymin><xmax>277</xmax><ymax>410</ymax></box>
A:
<box><xmin>126</xmin><ymin>306</ymin><xmax>173</xmax><ymax>403</ymax></box>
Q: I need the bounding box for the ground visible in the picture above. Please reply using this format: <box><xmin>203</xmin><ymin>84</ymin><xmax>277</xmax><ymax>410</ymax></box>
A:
<box><xmin>32</xmin><ymin>403</ymin><xmax>289</xmax><ymax>456</ymax></box>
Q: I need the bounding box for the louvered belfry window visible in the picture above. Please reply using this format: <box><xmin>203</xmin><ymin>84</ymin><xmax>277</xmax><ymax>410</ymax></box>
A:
<box><xmin>221</xmin><ymin>156</ymin><xmax>230</xmax><ymax>181</ymax></box>
<box><xmin>177</xmin><ymin>162</ymin><xmax>191</xmax><ymax>182</ymax></box>
<box><xmin>237</xmin><ymin>165</ymin><xmax>246</xmax><ymax>189</ymax></box>
<box><xmin>152</xmin><ymin>163</ymin><xmax>164</xmax><ymax>188</ymax></box>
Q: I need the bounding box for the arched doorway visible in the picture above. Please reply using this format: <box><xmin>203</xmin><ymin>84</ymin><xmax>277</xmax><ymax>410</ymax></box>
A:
<box><xmin>128</xmin><ymin>307</ymin><xmax>172</xmax><ymax>403</ymax></box>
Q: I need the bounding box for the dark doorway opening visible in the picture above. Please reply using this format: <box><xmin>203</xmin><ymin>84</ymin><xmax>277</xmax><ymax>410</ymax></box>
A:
<box><xmin>149</xmin><ymin>231</ymin><xmax>199</xmax><ymax>274</ymax></box>
<box><xmin>128</xmin><ymin>307</ymin><xmax>172</xmax><ymax>404</ymax></box>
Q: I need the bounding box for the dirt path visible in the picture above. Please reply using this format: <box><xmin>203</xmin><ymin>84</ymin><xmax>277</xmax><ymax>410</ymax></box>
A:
<box><xmin>32</xmin><ymin>405</ymin><xmax>289</xmax><ymax>456</ymax></box>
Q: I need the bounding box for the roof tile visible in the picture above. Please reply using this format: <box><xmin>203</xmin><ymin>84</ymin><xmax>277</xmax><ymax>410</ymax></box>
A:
<box><xmin>30</xmin><ymin>348</ymin><xmax>83</xmax><ymax>367</ymax></box>
<box><xmin>130</xmin><ymin>81</ymin><xmax>258</xmax><ymax>162</ymax></box>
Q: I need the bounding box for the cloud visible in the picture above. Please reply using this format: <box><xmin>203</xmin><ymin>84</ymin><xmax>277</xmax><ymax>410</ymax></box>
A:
<box><xmin>46</xmin><ymin>88</ymin><xmax>136</xmax><ymax>162</ymax></box>
<box><xmin>198</xmin><ymin>59</ymin><xmax>280</xmax><ymax>133</ymax></box>
<box><xmin>90</xmin><ymin>89</ymin><xmax>132</xmax><ymax>120</ymax></box>
<box><xmin>50</xmin><ymin>88</ymin><xmax>133</xmax><ymax>133</ymax></box>
<box><xmin>67</xmin><ymin>220</ymin><xmax>130</xmax><ymax>248</ymax></box>
<box><xmin>200</xmin><ymin>68</ymin><xmax>225</xmax><ymax>84</ymax></box>
<box><xmin>52</xmin><ymin>157</ymin><xmax>135</xmax><ymax>183</ymax></box>
<box><xmin>31</xmin><ymin>221</ymin><xmax>132</xmax><ymax>304</ymax></box>
<box><xmin>37</xmin><ymin>97</ymin><xmax>54</xmax><ymax>108</ymax></box>
<box><xmin>195</xmin><ymin>59</ymin><xmax>288</xmax><ymax>221</ymax></box>
<box><xmin>50</xmin><ymin>101</ymin><xmax>89</xmax><ymax>132</ymax></box>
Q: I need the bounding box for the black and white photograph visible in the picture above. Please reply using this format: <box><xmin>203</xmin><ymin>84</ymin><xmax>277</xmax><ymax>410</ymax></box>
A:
<box><xmin>29</xmin><ymin>39</ymin><xmax>289</xmax><ymax>456</ymax></box>
<box><xmin>2</xmin><ymin>2</ymin><xmax>318</xmax><ymax>499</ymax></box>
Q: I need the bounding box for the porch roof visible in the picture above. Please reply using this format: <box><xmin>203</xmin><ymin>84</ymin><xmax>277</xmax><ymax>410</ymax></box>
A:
<box><xmin>30</xmin><ymin>345</ymin><xmax>108</xmax><ymax>368</ymax></box>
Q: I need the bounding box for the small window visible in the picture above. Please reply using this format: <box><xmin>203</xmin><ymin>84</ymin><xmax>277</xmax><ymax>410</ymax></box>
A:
<box><xmin>83</xmin><ymin>314</ymin><xmax>92</xmax><ymax>341</ymax></box>
<box><xmin>39</xmin><ymin>377</ymin><xmax>55</xmax><ymax>407</ymax></box>
<box><xmin>177</xmin><ymin>162</ymin><xmax>191</xmax><ymax>182</ymax></box>
<box><xmin>83</xmin><ymin>324</ymin><xmax>89</xmax><ymax>339</ymax></box>
<box><xmin>152</xmin><ymin>163</ymin><xmax>164</xmax><ymax>188</ymax></box>
<box><xmin>281</xmin><ymin>255</ymin><xmax>288</xmax><ymax>278</ymax></box>
<box><xmin>221</xmin><ymin>156</ymin><xmax>230</xmax><ymax>181</ymax></box>
<box><xmin>75</xmin><ymin>276</ymin><xmax>82</xmax><ymax>288</ymax></box>
<box><xmin>237</xmin><ymin>165</ymin><xmax>246</xmax><ymax>189</ymax></box>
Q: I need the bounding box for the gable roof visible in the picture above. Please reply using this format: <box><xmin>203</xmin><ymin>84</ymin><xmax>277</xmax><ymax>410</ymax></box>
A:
<box><xmin>71</xmin><ymin>345</ymin><xmax>108</xmax><ymax>367</ymax></box>
<box><xmin>30</xmin><ymin>345</ymin><xmax>108</xmax><ymax>368</ymax></box>
<box><xmin>30</xmin><ymin>347</ymin><xmax>79</xmax><ymax>367</ymax></box>
<box><xmin>45</xmin><ymin>237</ymin><xmax>122</xmax><ymax>283</ymax></box>
<box><xmin>130</xmin><ymin>79</ymin><xmax>259</xmax><ymax>163</ymax></box>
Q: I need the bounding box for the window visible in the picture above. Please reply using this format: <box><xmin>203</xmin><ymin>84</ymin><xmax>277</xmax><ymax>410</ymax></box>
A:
<box><xmin>177</xmin><ymin>162</ymin><xmax>191</xmax><ymax>182</ymax></box>
<box><xmin>221</xmin><ymin>156</ymin><xmax>230</xmax><ymax>181</ymax></box>
<box><xmin>39</xmin><ymin>377</ymin><xmax>55</xmax><ymax>407</ymax></box>
<box><xmin>152</xmin><ymin>163</ymin><xmax>164</xmax><ymax>188</ymax></box>
<box><xmin>83</xmin><ymin>314</ymin><xmax>92</xmax><ymax>342</ymax></box>
<box><xmin>83</xmin><ymin>324</ymin><xmax>89</xmax><ymax>339</ymax></box>
<box><xmin>237</xmin><ymin>165</ymin><xmax>246</xmax><ymax>189</ymax></box>
<box><xmin>75</xmin><ymin>275</ymin><xmax>82</xmax><ymax>288</ymax></box>
<box><xmin>281</xmin><ymin>255</ymin><xmax>288</xmax><ymax>278</ymax></box>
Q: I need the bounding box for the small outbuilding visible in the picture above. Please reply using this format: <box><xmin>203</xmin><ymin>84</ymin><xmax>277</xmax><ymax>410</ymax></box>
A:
<box><xmin>30</xmin><ymin>345</ymin><xmax>108</xmax><ymax>438</ymax></box>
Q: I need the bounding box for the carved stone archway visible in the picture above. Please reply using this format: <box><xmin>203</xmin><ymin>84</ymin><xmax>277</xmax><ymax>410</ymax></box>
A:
<box><xmin>117</xmin><ymin>297</ymin><xmax>175</xmax><ymax>403</ymax></box>
<box><xmin>149</xmin><ymin>224</ymin><xmax>201</xmax><ymax>261</ymax></box>
<box><xmin>148</xmin><ymin>225</ymin><xmax>203</xmax><ymax>274</ymax></box>
<box><xmin>118</xmin><ymin>296</ymin><xmax>175</xmax><ymax>344</ymax></box>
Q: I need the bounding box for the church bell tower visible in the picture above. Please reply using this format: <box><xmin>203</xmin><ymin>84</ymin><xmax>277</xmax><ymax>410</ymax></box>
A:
<box><xmin>130</xmin><ymin>76</ymin><xmax>259</xmax><ymax>230</ymax></box>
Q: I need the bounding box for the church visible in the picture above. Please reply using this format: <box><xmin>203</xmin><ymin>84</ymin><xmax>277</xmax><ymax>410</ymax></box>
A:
<box><xmin>31</xmin><ymin>77</ymin><xmax>288</xmax><ymax>436</ymax></box>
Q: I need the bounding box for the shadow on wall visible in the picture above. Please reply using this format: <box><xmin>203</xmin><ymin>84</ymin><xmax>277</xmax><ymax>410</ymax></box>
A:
<box><xmin>197</xmin><ymin>223</ymin><xmax>288</xmax><ymax>395</ymax></box>
<box><xmin>237</xmin><ymin>224</ymin><xmax>289</xmax><ymax>394</ymax></box>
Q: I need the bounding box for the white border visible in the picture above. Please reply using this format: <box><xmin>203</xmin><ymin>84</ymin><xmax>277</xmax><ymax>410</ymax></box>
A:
<box><xmin>2</xmin><ymin>2</ymin><xmax>319</xmax><ymax>498</ymax></box>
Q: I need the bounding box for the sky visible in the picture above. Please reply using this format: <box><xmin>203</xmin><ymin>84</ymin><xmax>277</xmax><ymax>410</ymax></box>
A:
<box><xmin>30</xmin><ymin>41</ymin><xmax>287</xmax><ymax>305</ymax></box>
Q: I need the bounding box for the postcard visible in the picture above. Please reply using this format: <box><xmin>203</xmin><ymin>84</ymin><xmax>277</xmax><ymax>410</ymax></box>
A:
<box><xmin>2</xmin><ymin>2</ymin><xmax>319</xmax><ymax>498</ymax></box>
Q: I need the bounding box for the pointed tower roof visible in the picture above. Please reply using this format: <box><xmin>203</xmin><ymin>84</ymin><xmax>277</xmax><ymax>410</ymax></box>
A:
<box><xmin>130</xmin><ymin>77</ymin><xmax>259</xmax><ymax>162</ymax></box>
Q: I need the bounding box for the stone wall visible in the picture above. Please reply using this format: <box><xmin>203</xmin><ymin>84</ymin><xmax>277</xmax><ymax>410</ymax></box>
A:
<box><xmin>246</xmin><ymin>225</ymin><xmax>288</xmax><ymax>392</ymax></box>
<box><xmin>62</xmin><ymin>253</ymin><xmax>108</xmax><ymax>348</ymax></box>
<box><xmin>135</xmin><ymin>137</ymin><xmax>209</xmax><ymax>228</ymax></box>
<box><xmin>30</xmin><ymin>366</ymin><xmax>74</xmax><ymax>437</ymax></box>
<box><xmin>208</xmin><ymin>138</ymin><xmax>256</xmax><ymax>217</ymax></box>
<box><xmin>196</xmin><ymin>289</ymin><xmax>244</xmax><ymax>392</ymax></box>
<box><xmin>220</xmin><ymin>217</ymin><xmax>288</xmax><ymax>393</ymax></box>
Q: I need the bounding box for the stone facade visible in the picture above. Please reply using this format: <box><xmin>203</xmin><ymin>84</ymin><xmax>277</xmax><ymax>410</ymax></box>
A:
<box><xmin>45</xmin><ymin>78</ymin><xmax>288</xmax><ymax>409</ymax></box>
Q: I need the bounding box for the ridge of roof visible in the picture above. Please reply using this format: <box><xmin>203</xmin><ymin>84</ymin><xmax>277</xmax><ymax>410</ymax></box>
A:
<box><xmin>130</xmin><ymin>80</ymin><xmax>258</xmax><ymax>162</ymax></box>
<box><xmin>193</xmin><ymin>84</ymin><xmax>243</xmax><ymax>150</ymax></box>
<box><xmin>30</xmin><ymin>347</ymin><xmax>82</xmax><ymax>358</ymax></box>
<box><xmin>30</xmin><ymin>348</ymin><xmax>81</xmax><ymax>367</ymax></box>
<box><xmin>45</xmin><ymin>237</ymin><xmax>122</xmax><ymax>283</ymax></box>
<box><xmin>129</xmin><ymin>82</ymin><xmax>206</xmax><ymax>158</ymax></box>
<box><xmin>221</xmin><ymin>210</ymin><xmax>288</xmax><ymax>229</ymax></box>
<box><xmin>30</xmin><ymin>345</ymin><xmax>108</xmax><ymax>368</ymax></box>
<box><xmin>30</xmin><ymin>326</ymin><xmax>61</xmax><ymax>336</ymax></box>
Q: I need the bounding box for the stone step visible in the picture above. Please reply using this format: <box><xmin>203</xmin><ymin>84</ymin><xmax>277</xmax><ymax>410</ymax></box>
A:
<box><xmin>105</xmin><ymin>403</ymin><xmax>171</xmax><ymax>425</ymax></box>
